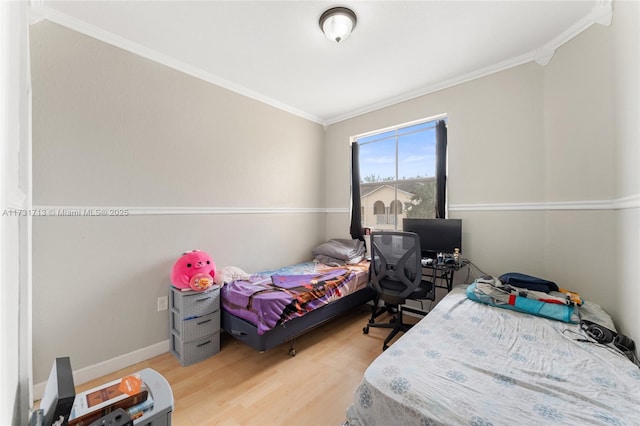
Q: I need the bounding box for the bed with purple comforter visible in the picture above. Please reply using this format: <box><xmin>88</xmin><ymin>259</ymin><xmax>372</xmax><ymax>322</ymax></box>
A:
<box><xmin>221</xmin><ymin>260</ymin><xmax>373</xmax><ymax>354</ymax></box>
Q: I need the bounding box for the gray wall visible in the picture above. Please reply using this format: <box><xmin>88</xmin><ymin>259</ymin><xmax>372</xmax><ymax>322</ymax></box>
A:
<box><xmin>30</xmin><ymin>21</ymin><xmax>326</xmax><ymax>383</ymax></box>
<box><xmin>609</xmin><ymin>2</ymin><xmax>639</xmax><ymax>346</ymax></box>
<box><xmin>325</xmin><ymin>2</ymin><xmax>639</xmax><ymax>341</ymax></box>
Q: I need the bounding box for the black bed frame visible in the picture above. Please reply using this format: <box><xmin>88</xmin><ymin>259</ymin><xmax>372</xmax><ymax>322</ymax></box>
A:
<box><xmin>221</xmin><ymin>286</ymin><xmax>376</xmax><ymax>356</ymax></box>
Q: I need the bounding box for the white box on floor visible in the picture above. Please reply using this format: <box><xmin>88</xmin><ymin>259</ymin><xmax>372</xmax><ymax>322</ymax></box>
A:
<box><xmin>134</xmin><ymin>368</ymin><xmax>173</xmax><ymax>426</ymax></box>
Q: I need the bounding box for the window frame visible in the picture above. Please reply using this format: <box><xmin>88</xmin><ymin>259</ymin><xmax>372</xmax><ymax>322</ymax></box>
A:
<box><xmin>351</xmin><ymin>115</ymin><xmax>448</xmax><ymax>233</ymax></box>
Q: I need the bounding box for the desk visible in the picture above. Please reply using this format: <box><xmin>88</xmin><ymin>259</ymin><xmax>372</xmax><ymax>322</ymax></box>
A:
<box><xmin>422</xmin><ymin>259</ymin><xmax>469</xmax><ymax>292</ymax></box>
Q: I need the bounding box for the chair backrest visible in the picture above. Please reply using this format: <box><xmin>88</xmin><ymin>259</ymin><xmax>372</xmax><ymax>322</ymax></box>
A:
<box><xmin>370</xmin><ymin>231</ymin><xmax>423</xmax><ymax>305</ymax></box>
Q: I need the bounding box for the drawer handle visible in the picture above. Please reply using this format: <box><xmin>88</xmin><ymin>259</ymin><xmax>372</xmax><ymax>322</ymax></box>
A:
<box><xmin>197</xmin><ymin>319</ymin><xmax>212</xmax><ymax>325</ymax></box>
<box><xmin>197</xmin><ymin>340</ymin><xmax>212</xmax><ymax>348</ymax></box>
<box><xmin>196</xmin><ymin>297</ymin><xmax>212</xmax><ymax>302</ymax></box>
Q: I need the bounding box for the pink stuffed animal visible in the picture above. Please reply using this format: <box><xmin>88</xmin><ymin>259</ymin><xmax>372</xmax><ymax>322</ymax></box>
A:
<box><xmin>170</xmin><ymin>250</ymin><xmax>216</xmax><ymax>292</ymax></box>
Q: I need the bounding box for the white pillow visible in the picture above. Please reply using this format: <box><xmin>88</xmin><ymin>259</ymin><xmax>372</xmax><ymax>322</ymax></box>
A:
<box><xmin>214</xmin><ymin>266</ymin><xmax>251</xmax><ymax>285</ymax></box>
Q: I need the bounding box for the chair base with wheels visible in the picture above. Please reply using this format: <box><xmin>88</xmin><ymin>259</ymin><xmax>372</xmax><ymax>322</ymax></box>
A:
<box><xmin>363</xmin><ymin>297</ymin><xmax>430</xmax><ymax>350</ymax></box>
<box><xmin>362</xmin><ymin>295</ymin><xmax>396</xmax><ymax>330</ymax></box>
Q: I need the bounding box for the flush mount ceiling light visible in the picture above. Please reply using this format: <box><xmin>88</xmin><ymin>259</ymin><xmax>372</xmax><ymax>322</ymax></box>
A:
<box><xmin>319</xmin><ymin>7</ymin><xmax>357</xmax><ymax>43</ymax></box>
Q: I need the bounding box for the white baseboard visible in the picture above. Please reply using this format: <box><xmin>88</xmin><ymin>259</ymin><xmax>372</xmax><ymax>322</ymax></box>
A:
<box><xmin>33</xmin><ymin>340</ymin><xmax>170</xmax><ymax>401</ymax></box>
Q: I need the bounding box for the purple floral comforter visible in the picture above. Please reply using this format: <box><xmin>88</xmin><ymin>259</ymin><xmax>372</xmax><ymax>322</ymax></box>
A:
<box><xmin>221</xmin><ymin>261</ymin><xmax>369</xmax><ymax>335</ymax></box>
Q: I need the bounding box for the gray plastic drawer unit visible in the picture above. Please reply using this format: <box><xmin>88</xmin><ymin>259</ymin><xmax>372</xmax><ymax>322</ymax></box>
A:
<box><xmin>169</xmin><ymin>288</ymin><xmax>220</xmax><ymax>317</ymax></box>
<box><xmin>169</xmin><ymin>286</ymin><xmax>220</xmax><ymax>366</ymax></box>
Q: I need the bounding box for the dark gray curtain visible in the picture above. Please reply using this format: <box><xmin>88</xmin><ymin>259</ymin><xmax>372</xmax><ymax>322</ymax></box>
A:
<box><xmin>435</xmin><ymin>120</ymin><xmax>447</xmax><ymax>218</ymax></box>
<box><xmin>350</xmin><ymin>142</ymin><xmax>364</xmax><ymax>240</ymax></box>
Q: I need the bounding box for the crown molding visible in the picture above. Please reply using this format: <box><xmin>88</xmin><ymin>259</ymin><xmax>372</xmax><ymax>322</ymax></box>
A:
<box><xmin>28</xmin><ymin>0</ymin><xmax>45</xmax><ymax>24</ymax></box>
<box><xmin>32</xmin><ymin>0</ymin><xmax>612</xmax><ymax>128</ymax></box>
<box><xmin>534</xmin><ymin>0</ymin><xmax>612</xmax><ymax>65</ymax></box>
<box><xmin>326</xmin><ymin>0</ymin><xmax>613</xmax><ymax>125</ymax></box>
<box><xmin>33</xmin><ymin>6</ymin><xmax>325</xmax><ymax>126</ymax></box>
<box><xmin>325</xmin><ymin>51</ymin><xmax>534</xmax><ymax>125</ymax></box>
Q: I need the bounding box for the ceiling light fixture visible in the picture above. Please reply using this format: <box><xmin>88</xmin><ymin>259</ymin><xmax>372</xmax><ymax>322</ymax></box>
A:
<box><xmin>319</xmin><ymin>7</ymin><xmax>357</xmax><ymax>43</ymax></box>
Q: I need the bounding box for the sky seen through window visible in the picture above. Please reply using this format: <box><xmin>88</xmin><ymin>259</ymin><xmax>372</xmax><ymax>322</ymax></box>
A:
<box><xmin>358</xmin><ymin>123</ymin><xmax>436</xmax><ymax>182</ymax></box>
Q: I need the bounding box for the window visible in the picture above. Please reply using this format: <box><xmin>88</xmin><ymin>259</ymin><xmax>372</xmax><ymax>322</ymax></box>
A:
<box><xmin>390</xmin><ymin>200</ymin><xmax>403</xmax><ymax>214</ymax></box>
<box><xmin>351</xmin><ymin>117</ymin><xmax>447</xmax><ymax>234</ymax></box>
<box><xmin>373</xmin><ymin>200</ymin><xmax>385</xmax><ymax>214</ymax></box>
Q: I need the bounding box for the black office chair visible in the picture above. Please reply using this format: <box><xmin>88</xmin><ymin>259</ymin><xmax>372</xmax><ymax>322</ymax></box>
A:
<box><xmin>363</xmin><ymin>231</ymin><xmax>435</xmax><ymax>350</ymax></box>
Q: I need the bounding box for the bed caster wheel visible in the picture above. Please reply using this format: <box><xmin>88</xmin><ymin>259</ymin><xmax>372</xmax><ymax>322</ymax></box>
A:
<box><xmin>390</xmin><ymin>317</ymin><xmax>396</xmax><ymax>324</ymax></box>
<box><xmin>363</xmin><ymin>326</ymin><xmax>369</xmax><ymax>334</ymax></box>
<box><xmin>289</xmin><ymin>348</ymin><xmax>296</xmax><ymax>357</ymax></box>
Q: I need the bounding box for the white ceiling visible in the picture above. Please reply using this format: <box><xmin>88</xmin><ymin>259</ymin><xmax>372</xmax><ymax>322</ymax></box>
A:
<box><xmin>34</xmin><ymin>1</ymin><xmax>611</xmax><ymax>125</ymax></box>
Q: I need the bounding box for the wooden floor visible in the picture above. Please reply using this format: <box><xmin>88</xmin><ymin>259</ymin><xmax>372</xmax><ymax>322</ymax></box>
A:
<box><xmin>72</xmin><ymin>306</ymin><xmax>406</xmax><ymax>426</ymax></box>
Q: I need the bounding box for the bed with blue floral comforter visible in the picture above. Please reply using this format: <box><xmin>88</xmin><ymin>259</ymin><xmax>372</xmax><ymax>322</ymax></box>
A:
<box><xmin>347</xmin><ymin>285</ymin><xmax>640</xmax><ymax>426</ymax></box>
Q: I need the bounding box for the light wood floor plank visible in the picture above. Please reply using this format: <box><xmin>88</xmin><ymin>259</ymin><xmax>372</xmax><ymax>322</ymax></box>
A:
<box><xmin>72</xmin><ymin>306</ymin><xmax>402</xmax><ymax>426</ymax></box>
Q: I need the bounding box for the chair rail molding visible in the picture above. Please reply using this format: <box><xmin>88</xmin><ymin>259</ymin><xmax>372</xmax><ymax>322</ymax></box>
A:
<box><xmin>30</xmin><ymin>206</ymin><xmax>329</xmax><ymax>216</ymax></box>
<box><xmin>449</xmin><ymin>194</ymin><xmax>640</xmax><ymax>212</ymax></box>
<box><xmin>32</xmin><ymin>194</ymin><xmax>639</xmax><ymax>217</ymax></box>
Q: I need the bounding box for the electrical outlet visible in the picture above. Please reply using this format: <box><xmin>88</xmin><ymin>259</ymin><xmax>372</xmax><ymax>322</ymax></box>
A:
<box><xmin>157</xmin><ymin>296</ymin><xmax>168</xmax><ymax>312</ymax></box>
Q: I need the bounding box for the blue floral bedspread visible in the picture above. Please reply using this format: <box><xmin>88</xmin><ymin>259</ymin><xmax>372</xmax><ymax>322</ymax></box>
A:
<box><xmin>347</xmin><ymin>285</ymin><xmax>640</xmax><ymax>426</ymax></box>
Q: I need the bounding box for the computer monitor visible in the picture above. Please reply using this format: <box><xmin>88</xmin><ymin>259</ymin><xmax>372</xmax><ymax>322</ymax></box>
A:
<box><xmin>403</xmin><ymin>218</ymin><xmax>462</xmax><ymax>257</ymax></box>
